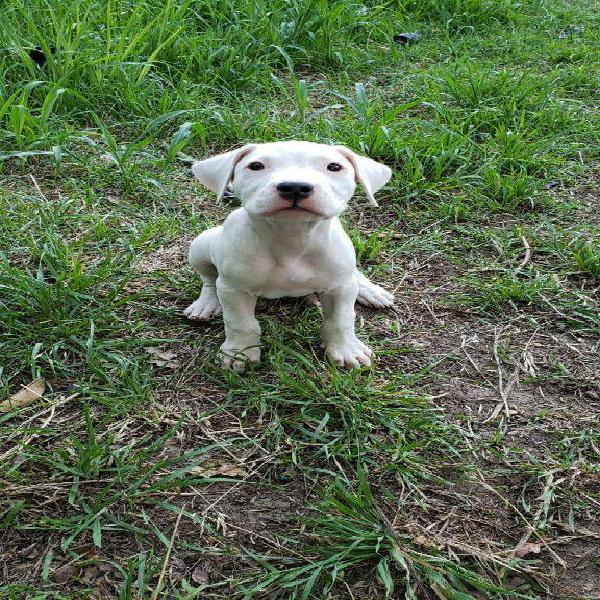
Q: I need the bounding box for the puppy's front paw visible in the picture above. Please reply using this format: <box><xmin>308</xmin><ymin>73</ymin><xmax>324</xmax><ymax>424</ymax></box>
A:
<box><xmin>324</xmin><ymin>337</ymin><xmax>373</xmax><ymax>368</ymax></box>
<box><xmin>219</xmin><ymin>345</ymin><xmax>261</xmax><ymax>372</ymax></box>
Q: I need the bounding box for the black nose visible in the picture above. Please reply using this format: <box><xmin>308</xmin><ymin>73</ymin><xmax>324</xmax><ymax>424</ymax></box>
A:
<box><xmin>276</xmin><ymin>181</ymin><xmax>315</xmax><ymax>202</ymax></box>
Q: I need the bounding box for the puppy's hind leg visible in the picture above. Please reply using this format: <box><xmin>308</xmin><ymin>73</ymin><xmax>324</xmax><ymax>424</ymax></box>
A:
<box><xmin>355</xmin><ymin>270</ymin><xmax>394</xmax><ymax>308</ymax></box>
<box><xmin>184</xmin><ymin>227</ymin><xmax>223</xmax><ymax>320</ymax></box>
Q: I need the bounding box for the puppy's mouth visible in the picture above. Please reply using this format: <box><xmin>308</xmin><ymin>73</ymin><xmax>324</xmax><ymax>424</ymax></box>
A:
<box><xmin>264</xmin><ymin>204</ymin><xmax>324</xmax><ymax>217</ymax></box>
<box><xmin>280</xmin><ymin>205</ymin><xmax>316</xmax><ymax>213</ymax></box>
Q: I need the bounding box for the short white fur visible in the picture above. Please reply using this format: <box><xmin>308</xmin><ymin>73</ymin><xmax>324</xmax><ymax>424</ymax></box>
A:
<box><xmin>185</xmin><ymin>140</ymin><xmax>394</xmax><ymax>371</ymax></box>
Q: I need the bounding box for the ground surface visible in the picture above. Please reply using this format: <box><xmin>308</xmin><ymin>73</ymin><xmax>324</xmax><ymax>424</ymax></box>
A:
<box><xmin>1</xmin><ymin>0</ymin><xmax>599</xmax><ymax>598</ymax></box>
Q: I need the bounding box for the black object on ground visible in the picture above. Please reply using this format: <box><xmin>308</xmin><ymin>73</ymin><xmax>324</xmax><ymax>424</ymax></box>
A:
<box><xmin>394</xmin><ymin>32</ymin><xmax>421</xmax><ymax>44</ymax></box>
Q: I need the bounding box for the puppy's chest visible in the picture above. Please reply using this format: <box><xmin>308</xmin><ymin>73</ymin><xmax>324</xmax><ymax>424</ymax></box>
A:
<box><xmin>237</xmin><ymin>256</ymin><xmax>333</xmax><ymax>298</ymax></box>
<box><xmin>264</xmin><ymin>257</ymin><xmax>326</xmax><ymax>298</ymax></box>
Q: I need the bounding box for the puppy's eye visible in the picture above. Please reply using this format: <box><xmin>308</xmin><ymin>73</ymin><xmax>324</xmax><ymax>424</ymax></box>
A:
<box><xmin>247</xmin><ymin>161</ymin><xmax>265</xmax><ymax>171</ymax></box>
<box><xmin>327</xmin><ymin>162</ymin><xmax>343</xmax><ymax>172</ymax></box>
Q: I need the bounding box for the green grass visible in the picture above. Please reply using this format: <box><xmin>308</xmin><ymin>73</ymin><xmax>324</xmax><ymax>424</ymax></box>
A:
<box><xmin>243</xmin><ymin>470</ymin><xmax>528</xmax><ymax>599</ymax></box>
<box><xmin>1</xmin><ymin>0</ymin><xmax>599</xmax><ymax>598</ymax></box>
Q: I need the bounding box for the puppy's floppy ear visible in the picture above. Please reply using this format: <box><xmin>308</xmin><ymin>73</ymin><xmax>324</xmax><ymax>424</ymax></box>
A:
<box><xmin>335</xmin><ymin>146</ymin><xmax>392</xmax><ymax>207</ymax></box>
<box><xmin>192</xmin><ymin>144</ymin><xmax>256</xmax><ymax>201</ymax></box>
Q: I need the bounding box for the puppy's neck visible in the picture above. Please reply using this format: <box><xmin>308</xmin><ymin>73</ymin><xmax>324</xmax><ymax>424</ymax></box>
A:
<box><xmin>246</xmin><ymin>212</ymin><xmax>336</xmax><ymax>256</ymax></box>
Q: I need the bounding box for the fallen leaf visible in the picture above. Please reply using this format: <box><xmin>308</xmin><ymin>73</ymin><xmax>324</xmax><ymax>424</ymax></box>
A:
<box><xmin>145</xmin><ymin>348</ymin><xmax>179</xmax><ymax>369</ymax></box>
<box><xmin>0</xmin><ymin>379</ymin><xmax>45</xmax><ymax>413</ymax></box>
<box><xmin>73</xmin><ymin>544</ymin><xmax>98</xmax><ymax>561</ymax></box>
<box><xmin>513</xmin><ymin>542</ymin><xmax>541</xmax><ymax>558</ymax></box>
<box><xmin>20</xmin><ymin>543</ymin><xmax>39</xmax><ymax>559</ymax></box>
<box><xmin>413</xmin><ymin>535</ymin><xmax>431</xmax><ymax>547</ymax></box>
<box><xmin>169</xmin><ymin>556</ymin><xmax>186</xmax><ymax>578</ymax></box>
<box><xmin>53</xmin><ymin>564</ymin><xmax>77</xmax><ymax>583</ymax></box>
<box><xmin>83</xmin><ymin>566</ymin><xmax>102</xmax><ymax>583</ymax></box>
<box><xmin>190</xmin><ymin>462</ymin><xmax>247</xmax><ymax>478</ymax></box>
<box><xmin>505</xmin><ymin>576</ymin><xmax>526</xmax><ymax>588</ymax></box>
<box><xmin>98</xmin><ymin>562</ymin><xmax>116</xmax><ymax>573</ymax></box>
<box><xmin>192</xmin><ymin>565</ymin><xmax>209</xmax><ymax>584</ymax></box>
<box><xmin>412</xmin><ymin>534</ymin><xmax>443</xmax><ymax>550</ymax></box>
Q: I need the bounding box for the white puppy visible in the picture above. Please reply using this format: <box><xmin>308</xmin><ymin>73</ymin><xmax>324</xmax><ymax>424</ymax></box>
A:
<box><xmin>184</xmin><ymin>141</ymin><xmax>394</xmax><ymax>370</ymax></box>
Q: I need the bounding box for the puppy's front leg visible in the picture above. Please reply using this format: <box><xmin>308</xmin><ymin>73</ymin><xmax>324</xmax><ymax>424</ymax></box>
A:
<box><xmin>217</xmin><ymin>284</ymin><xmax>261</xmax><ymax>372</ymax></box>
<box><xmin>321</xmin><ymin>281</ymin><xmax>373</xmax><ymax>368</ymax></box>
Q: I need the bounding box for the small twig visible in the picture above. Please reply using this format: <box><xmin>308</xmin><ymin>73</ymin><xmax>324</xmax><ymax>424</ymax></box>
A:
<box><xmin>538</xmin><ymin>294</ymin><xmax>570</xmax><ymax>320</ymax></box>
<box><xmin>387</xmin><ymin>303</ymin><xmax>410</xmax><ymax>337</ymax></box>
<box><xmin>491</xmin><ymin>238</ymin><xmax>504</xmax><ymax>256</ymax></box>
<box><xmin>190</xmin><ymin>442</ymin><xmax>281</xmax><ymax>520</ymax></box>
<box><xmin>420</xmin><ymin>296</ymin><xmax>443</xmax><ymax>324</ymax></box>
<box><xmin>29</xmin><ymin>174</ymin><xmax>48</xmax><ymax>201</ymax></box>
<box><xmin>185</xmin><ymin>492</ymin><xmax>308</xmax><ymax>559</ymax></box>
<box><xmin>514</xmin><ymin>235</ymin><xmax>532</xmax><ymax>274</ymax></box>
<box><xmin>551</xmin><ymin>521</ymin><xmax>600</xmax><ymax>540</ymax></box>
<box><xmin>460</xmin><ymin>338</ymin><xmax>494</xmax><ymax>387</ymax></box>
<box><xmin>484</xmin><ymin>327</ymin><xmax>538</xmax><ymax>422</ymax></box>
<box><xmin>483</xmin><ymin>326</ymin><xmax>515</xmax><ymax>422</ymax></box>
<box><xmin>151</xmin><ymin>505</ymin><xmax>185</xmax><ymax>600</ymax></box>
<box><xmin>391</xmin><ymin>269</ymin><xmax>408</xmax><ymax>296</ymax></box>
<box><xmin>344</xmin><ymin>581</ymin><xmax>358</xmax><ymax>600</ymax></box>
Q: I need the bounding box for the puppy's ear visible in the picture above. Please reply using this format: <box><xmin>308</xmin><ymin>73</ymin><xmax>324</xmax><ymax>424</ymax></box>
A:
<box><xmin>192</xmin><ymin>145</ymin><xmax>256</xmax><ymax>201</ymax></box>
<box><xmin>335</xmin><ymin>146</ymin><xmax>392</xmax><ymax>207</ymax></box>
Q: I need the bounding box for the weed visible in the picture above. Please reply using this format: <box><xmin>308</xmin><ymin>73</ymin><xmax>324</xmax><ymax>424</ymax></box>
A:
<box><xmin>348</xmin><ymin>228</ymin><xmax>393</xmax><ymax>264</ymax></box>
<box><xmin>453</xmin><ymin>273</ymin><xmax>556</xmax><ymax>312</ymax></box>
<box><xmin>245</xmin><ymin>471</ymin><xmax>536</xmax><ymax>599</ymax></box>
<box><xmin>403</xmin><ymin>0</ymin><xmax>522</xmax><ymax>30</ymax></box>
<box><xmin>571</xmin><ymin>240</ymin><xmax>600</xmax><ymax>279</ymax></box>
<box><xmin>481</xmin><ymin>168</ymin><xmax>539</xmax><ymax>212</ymax></box>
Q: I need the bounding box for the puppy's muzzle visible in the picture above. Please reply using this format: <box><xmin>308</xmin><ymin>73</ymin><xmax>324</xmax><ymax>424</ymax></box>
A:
<box><xmin>276</xmin><ymin>181</ymin><xmax>315</xmax><ymax>203</ymax></box>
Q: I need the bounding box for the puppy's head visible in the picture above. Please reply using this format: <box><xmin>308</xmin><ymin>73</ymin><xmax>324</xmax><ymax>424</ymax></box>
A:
<box><xmin>192</xmin><ymin>141</ymin><xmax>391</xmax><ymax>220</ymax></box>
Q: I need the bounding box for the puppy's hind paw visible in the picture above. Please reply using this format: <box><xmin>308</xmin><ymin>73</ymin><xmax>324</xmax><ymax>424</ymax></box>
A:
<box><xmin>184</xmin><ymin>293</ymin><xmax>222</xmax><ymax>321</ymax></box>
<box><xmin>356</xmin><ymin>281</ymin><xmax>394</xmax><ymax>309</ymax></box>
